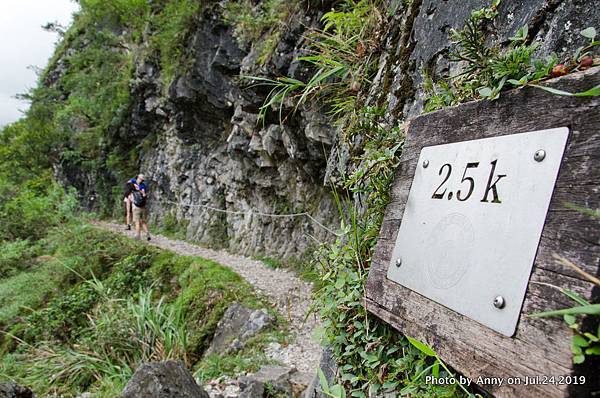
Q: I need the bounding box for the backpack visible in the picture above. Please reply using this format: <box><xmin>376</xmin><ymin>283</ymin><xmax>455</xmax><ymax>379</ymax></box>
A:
<box><xmin>132</xmin><ymin>190</ymin><xmax>146</xmax><ymax>207</ymax></box>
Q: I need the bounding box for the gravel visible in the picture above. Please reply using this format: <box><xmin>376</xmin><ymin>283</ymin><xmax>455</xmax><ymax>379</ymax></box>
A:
<box><xmin>96</xmin><ymin>221</ymin><xmax>322</xmax><ymax>374</ymax></box>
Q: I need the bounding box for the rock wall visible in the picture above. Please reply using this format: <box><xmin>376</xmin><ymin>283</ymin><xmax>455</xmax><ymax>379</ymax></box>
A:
<box><xmin>129</xmin><ymin>6</ymin><xmax>338</xmax><ymax>258</ymax></box>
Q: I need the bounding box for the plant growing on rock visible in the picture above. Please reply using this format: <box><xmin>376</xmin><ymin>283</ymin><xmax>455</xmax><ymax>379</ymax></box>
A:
<box><xmin>247</xmin><ymin>0</ymin><xmax>384</xmax><ymax>124</ymax></box>
<box><xmin>423</xmin><ymin>0</ymin><xmax>599</xmax><ymax>111</ymax></box>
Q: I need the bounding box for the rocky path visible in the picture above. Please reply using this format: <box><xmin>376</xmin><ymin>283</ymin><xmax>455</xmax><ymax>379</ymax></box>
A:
<box><xmin>96</xmin><ymin>222</ymin><xmax>322</xmax><ymax>375</ymax></box>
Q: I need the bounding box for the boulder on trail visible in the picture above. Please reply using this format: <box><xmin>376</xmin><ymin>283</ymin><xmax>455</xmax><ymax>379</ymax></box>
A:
<box><xmin>119</xmin><ymin>360</ymin><xmax>209</xmax><ymax>398</ymax></box>
<box><xmin>0</xmin><ymin>382</ymin><xmax>34</xmax><ymax>398</ymax></box>
<box><xmin>206</xmin><ymin>302</ymin><xmax>275</xmax><ymax>355</ymax></box>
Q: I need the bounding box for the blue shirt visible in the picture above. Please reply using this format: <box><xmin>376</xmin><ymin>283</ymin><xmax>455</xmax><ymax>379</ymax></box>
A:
<box><xmin>130</xmin><ymin>178</ymin><xmax>147</xmax><ymax>192</ymax></box>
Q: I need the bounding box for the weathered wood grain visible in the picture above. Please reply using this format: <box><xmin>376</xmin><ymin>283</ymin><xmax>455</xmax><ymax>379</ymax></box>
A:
<box><xmin>365</xmin><ymin>67</ymin><xmax>600</xmax><ymax>398</ymax></box>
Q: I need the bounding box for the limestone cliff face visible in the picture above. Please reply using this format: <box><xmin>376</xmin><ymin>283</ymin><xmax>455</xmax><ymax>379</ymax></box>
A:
<box><xmin>128</xmin><ymin>6</ymin><xmax>338</xmax><ymax>258</ymax></box>
<box><xmin>55</xmin><ymin>0</ymin><xmax>597</xmax><ymax>258</ymax></box>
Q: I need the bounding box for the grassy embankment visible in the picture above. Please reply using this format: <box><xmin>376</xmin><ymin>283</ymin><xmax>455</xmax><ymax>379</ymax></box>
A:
<box><xmin>0</xmin><ymin>213</ymin><xmax>286</xmax><ymax>396</ymax></box>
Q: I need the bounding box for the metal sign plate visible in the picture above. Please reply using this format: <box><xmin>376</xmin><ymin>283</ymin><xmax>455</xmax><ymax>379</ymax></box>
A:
<box><xmin>387</xmin><ymin>127</ymin><xmax>569</xmax><ymax>336</ymax></box>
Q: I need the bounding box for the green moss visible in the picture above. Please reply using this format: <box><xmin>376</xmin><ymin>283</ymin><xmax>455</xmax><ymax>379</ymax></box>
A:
<box><xmin>176</xmin><ymin>260</ymin><xmax>257</xmax><ymax>357</ymax></box>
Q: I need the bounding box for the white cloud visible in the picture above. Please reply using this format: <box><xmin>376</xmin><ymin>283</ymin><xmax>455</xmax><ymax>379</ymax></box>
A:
<box><xmin>0</xmin><ymin>0</ymin><xmax>79</xmax><ymax>127</ymax></box>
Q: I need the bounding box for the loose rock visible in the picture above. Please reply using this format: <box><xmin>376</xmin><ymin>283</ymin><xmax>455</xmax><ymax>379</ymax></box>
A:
<box><xmin>206</xmin><ymin>302</ymin><xmax>275</xmax><ymax>355</ymax></box>
<box><xmin>0</xmin><ymin>383</ymin><xmax>34</xmax><ymax>398</ymax></box>
<box><xmin>119</xmin><ymin>360</ymin><xmax>209</xmax><ymax>398</ymax></box>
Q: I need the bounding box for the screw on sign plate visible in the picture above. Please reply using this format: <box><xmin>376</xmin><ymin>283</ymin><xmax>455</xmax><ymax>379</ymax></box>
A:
<box><xmin>423</xmin><ymin>160</ymin><xmax>429</xmax><ymax>168</ymax></box>
<box><xmin>395</xmin><ymin>258</ymin><xmax>402</xmax><ymax>267</ymax></box>
<box><xmin>534</xmin><ymin>149</ymin><xmax>546</xmax><ymax>162</ymax></box>
<box><xmin>493</xmin><ymin>296</ymin><xmax>505</xmax><ymax>309</ymax></box>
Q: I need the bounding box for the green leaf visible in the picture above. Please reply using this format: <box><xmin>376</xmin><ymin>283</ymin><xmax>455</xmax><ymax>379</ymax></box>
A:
<box><xmin>585</xmin><ymin>346</ymin><xmax>600</xmax><ymax>355</ymax></box>
<box><xmin>561</xmin><ymin>289</ymin><xmax>591</xmax><ymax>306</ymax></box>
<box><xmin>386</xmin><ymin>346</ymin><xmax>399</xmax><ymax>355</ymax></box>
<box><xmin>400</xmin><ymin>385</ymin><xmax>417</xmax><ymax>395</ymax></box>
<box><xmin>318</xmin><ymin>368</ymin><xmax>330</xmax><ymax>394</ymax></box>
<box><xmin>583</xmin><ymin>332</ymin><xmax>599</xmax><ymax>342</ymax></box>
<box><xmin>510</xmin><ymin>25</ymin><xmax>528</xmax><ymax>42</ymax></box>
<box><xmin>507</xmin><ymin>79</ymin><xmax>522</xmax><ymax>86</ymax></box>
<box><xmin>573</xmin><ymin>335</ymin><xmax>590</xmax><ymax>348</ymax></box>
<box><xmin>382</xmin><ymin>380</ymin><xmax>399</xmax><ymax>389</ymax></box>
<box><xmin>573</xmin><ymin>354</ymin><xmax>585</xmax><ymax>364</ymax></box>
<box><xmin>432</xmin><ymin>361</ymin><xmax>440</xmax><ymax>378</ymax></box>
<box><xmin>368</xmin><ymin>382</ymin><xmax>381</xmax><ymax>396</ymax></box>
<box><xmin>580</xmin><ymin>27</ymin><xmax>597</xmax><ymax>40</ymax></box>
<box><xmin>406</xmin><ymin>335</ymin><xmax>436</xmax><ymax>357</ymax></box>
<box><xmin>478</xmin><ymin>87</ymin><xmax>493</xmax><ymax>98</ymax></box>
<box><xmin>531</xmin><ymin>84</ymin><xmax>600</xmax><ymax>97</ymax></box>
<box><xmin>563</xmin><ymin>314</ymin><xmax>576</xmax><ymax>325</ymax></box>
<box><xmin>330</xmin><ymin>384</ymin><xmax>346</xmax><ymax>398</ymax></box>
<box><xmin>531</xmin><ymin>85</ymin><xmax>574</xmax><ymax>96</ymax></box>
<box><xmin>531</xmin><ymin>304</ymin><xmax>600</xmax><ymax>318</ymax></box>
<box><xmin>569</xmin><ymin>322</ymin><xmax>580</xmax><ymax>330</ymax></box>
<box><xmin>575</xmin><ymin>85</ymin><xmax>600</xmax><ymax>97</ymax></box>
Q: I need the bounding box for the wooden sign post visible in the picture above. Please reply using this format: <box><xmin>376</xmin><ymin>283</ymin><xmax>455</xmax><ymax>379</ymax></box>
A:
<box><xmin>365</xmin><ymin>67</ymin><xmax>599</xmax><ymax>398</ymax></box>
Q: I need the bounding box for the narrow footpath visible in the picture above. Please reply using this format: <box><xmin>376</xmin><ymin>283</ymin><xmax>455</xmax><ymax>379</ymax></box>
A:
<box><xmin>96</xmin><ymin>221</ymin><xmax>322</xmax><ymax>375</ymax></box>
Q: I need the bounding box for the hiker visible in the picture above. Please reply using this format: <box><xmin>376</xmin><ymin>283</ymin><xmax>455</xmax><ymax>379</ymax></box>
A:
<box><xmin>123</xmin><ymin>180</ymin><xmax>135</xmax><ymax>230</ymax></box>
<box><xmin>129</xmin><ymin>174</ymin><xmax>151</xmax><ymax>241</ymax></box>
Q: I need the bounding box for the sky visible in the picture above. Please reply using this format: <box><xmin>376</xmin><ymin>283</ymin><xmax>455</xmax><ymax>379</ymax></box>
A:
<box><xmin>0</xmin><ymin>0</ymin><xmax>79</xmax><ymax>127</ymax></box>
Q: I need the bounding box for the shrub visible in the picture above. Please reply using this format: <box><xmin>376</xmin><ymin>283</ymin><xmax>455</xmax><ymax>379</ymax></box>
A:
<box><xmin>0</xmin><ymin>183</ymin><xmax>78</xmax><ymax>242</ymax></box>
<box><xmin>158</xmin><ymin>210</ymin><xmax>190</xmax><ymax>240</ymax></box>
<box><xmin>78</xmin><ymin>0</ymin><xmax>150</xmax><ymax>29</ymax></box>
<box><xmin>308</xmin><ymin>103</ymin><xmax>473</xmax><ymax>396</ymax></box>
<box><xmin>25</xmin><ymin>282</ymin><xmax>100</xmax><ymax>343</ymax></box>
<box><xmin>0</xmin><ymin>263</ymin><xmax>66</xmax><ymax>328</ymax></box>
<box><xmin>23</xmin><ymin>253</ymin><xmax>156</xmax><ymax>344</ymax></box>
<box><xmin>150</xmin><ymin>254</ymin><xmax>260</xmax><ymax>361</ymax></box>
<box><xmin>0</xmin><ymin>239</ymin><xmax>37</xmax><ymax>278</ymax></box>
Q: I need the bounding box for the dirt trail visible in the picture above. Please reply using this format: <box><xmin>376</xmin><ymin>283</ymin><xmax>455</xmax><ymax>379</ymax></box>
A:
<box><xmin>96</xmin><ymin>221</ymin><xmax>322</xmax><ymax>375</ymax></box>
